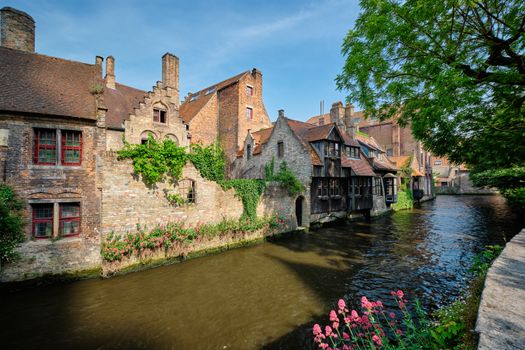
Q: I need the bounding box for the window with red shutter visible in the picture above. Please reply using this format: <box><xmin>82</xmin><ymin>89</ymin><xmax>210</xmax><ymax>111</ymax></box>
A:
<box><xmin>61</xmin><ymin>130</ymin><xmax>82</xmax><ymax>165</ymax></box>
<box><xmin>34</xmin><ymin>129</ymin><xmax>57</xmax><ymax>165</ymax></box>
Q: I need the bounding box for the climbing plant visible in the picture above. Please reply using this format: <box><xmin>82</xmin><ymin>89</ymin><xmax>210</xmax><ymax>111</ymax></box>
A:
<box><xmin>0</xmin><ymin>184</ymin><xmax>25</xmax><ymax>265</ymax></box>
<box><xmin>265</xmin><ymin>159</ymin><xmax>304</xmax><ymax>196</ymax></box>
<box><xmin>221</xmin><ymin>179</ymin><xmax>266</xmax><ymax>222</ymax></box>
<box><xmin>118</xmin><ymin>136</ymin><xmax>188</xmax><ymax>186</ymax></box>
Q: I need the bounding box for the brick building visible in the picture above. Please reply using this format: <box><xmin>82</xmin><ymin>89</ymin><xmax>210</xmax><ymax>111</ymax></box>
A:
<box><xmin>179</xmin><ymin>69</ymin><xmax>273</xmax><ymax>173</ymax></box>
<box><xmin>0</xmin><ymin>7</ymin><xmax>294</xmax><ymax>281</ymax></box>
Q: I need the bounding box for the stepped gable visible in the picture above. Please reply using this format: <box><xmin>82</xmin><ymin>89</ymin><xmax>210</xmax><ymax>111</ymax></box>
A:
<box><xmin>391</xmin><ymin>155</ymin><xmax>423</xmax><ymax>176</ymax></box>
<box><xmin>179</xmin><ymin>71</ymin><xmax>249</xmax><ymax>124</ymax></box>
<box><xmin>103</xmin><ymin>83</ymin><xmax>148</xmax><ymax>129</ymax></box>
<box><xmin>0</xmin><ymin>46</ymin><xmax>98</xmax><ymax>119</ymax></box>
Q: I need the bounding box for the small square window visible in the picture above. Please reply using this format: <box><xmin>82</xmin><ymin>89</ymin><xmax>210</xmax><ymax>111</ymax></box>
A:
<box><xmin>277</xmin><ymin>141</ymin><xmax>284</xmax><ymax>158</ymax></box>
<box><xmin>318</xmin><ymin>118</ymin><xmax>324</xmax><ymax>126</ymax></box>
<box><xmin>434</xmin><ymin>160</ymin><xmax>442</xmax><ymax>165</ymax></box>
<box><xmin>60</xmin><ymin>203</ymin><xmax>81</xmax><ymax>236</ymax></box>
<box><xmin>246</xmin><ymin>107</ymin><xmax>253</xmax><ymax>120</ymax></box>
<box><xmin>246</xmin><ymin>85</ymin><xmax>253</xmax><ymax>96</ymax></box>
<box><xmin>32</xmin><ymin>204</ymin><xmax>54</xmax><ymax>238</ymax></box>
<box><xmin>178</xmin><ymin>179</ymin><xmax>196</xmax><ymax>204</ymax></box>
<box><xmin>153</xmin><ymin>108</ymin><xmax>167</xmax><ymax>124</ymax></box>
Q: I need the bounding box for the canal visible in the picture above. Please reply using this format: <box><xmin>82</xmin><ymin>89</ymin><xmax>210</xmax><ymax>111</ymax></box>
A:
<box><xmin>0</xmin><ymin>195</ymin><xmax>523</xmax><ymax>349</ymax></box>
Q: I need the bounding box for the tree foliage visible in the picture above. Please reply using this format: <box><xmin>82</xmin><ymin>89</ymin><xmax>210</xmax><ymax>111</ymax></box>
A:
<box><xmin>336</xmin><ymin>0</ymin><xmax>525</xmax><ymax>200</ymax></box>
<box><xmin>0</xmin><ymin>184</ymin><xmax>25</xmax><ymax>265</ymax></box>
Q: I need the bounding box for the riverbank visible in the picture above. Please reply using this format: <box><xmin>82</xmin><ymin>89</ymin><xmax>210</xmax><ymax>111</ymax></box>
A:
<box><xmin>476</xmin><ymin>228</ymin><xmax>525</xmax><ymax>349</ymax></box>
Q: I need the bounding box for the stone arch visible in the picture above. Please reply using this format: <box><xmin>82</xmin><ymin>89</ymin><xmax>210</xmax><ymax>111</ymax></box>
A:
<box><xmin>295</xmin><ymin>195</ymin><xmax>306</xmax><ymax>227</ymax></box>
<box><xmin>165</xmin><ymin>133</ymin><xmax>179</xmax><ymax>145</ymax></box>
<box><xmin>140</xmin><ymin>130</ymin><xmax>157</xmax><ymax>144</ymax></box>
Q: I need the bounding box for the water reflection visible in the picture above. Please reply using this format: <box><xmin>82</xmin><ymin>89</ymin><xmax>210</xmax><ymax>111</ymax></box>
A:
<box><xmin>0</xmin><ymin>196</ymin><xmax>522</xmax><ymax>349</ymax></box>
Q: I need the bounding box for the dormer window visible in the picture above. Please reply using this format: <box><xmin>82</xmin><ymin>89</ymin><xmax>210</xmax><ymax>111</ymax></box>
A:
<box><xmin>205</xmin><ymin>87</ymin><xmax>215</xmax><ymax>95</ymax></box>
<box><xmin>246</xmin><ymin>85</ymin><xmax>254</xmax><ymax>96</ymax></box>
<box><xmin>190</xmin><ymin>94</ymin><xmax>199</xmax><ymax>101</ymax></box>
<box><xmin>153</xmin><ymin>108</ymin><xmax>167</xmax><ymax>124</ymax></box>
<box><xmin>246</xmin><ymin>107</ymin><xmax>253</xmax><ymax>120</ymax></box>
<box><xmin>319</xmin><ymin>118</ymin><xmax>324</xmax><ymax>126</ymax></box>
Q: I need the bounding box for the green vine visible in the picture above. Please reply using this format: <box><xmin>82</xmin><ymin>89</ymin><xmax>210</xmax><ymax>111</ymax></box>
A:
<box><xmin>265</xmin><ymin>158</ymin><xmax>304</xmax><ymax>196</ymax></box>
<box><xmin>117</xmin><ymin>138</ymin><xmax>268</xmax><ymax>222</ymax></box>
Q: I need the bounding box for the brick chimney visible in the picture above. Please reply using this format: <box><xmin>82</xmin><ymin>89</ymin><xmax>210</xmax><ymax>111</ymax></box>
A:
<box><xmin>278</xmin><ymin>109</ymin><xmax>285</xmax><ymax>118</ymax></box>
<box><xmin>330</xmin><ymin>101</ymin><xmax>344</xmax><ymax>123</ymax></box>
<box><xmin>344</xmin><ymin>103</ymin><xmax>356</xmax><ymax>137</ymax></box>
<box><xmin>0</xmin><ymin>7</ymin><xmax>35</xmax><ymax>52</ymax></box>
<box><xmin>105</xmin><ymin>56</ymin><xmax>115</xmax><ymax>89</ymax></box>
<box><xmin>162</xmin><ymin>53</ymin><xmax>179</xmax><ymax>104</ymax></box>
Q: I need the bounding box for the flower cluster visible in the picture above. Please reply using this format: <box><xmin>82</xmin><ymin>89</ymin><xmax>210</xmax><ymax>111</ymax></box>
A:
<box><xmin>313</xmin><ymin>290</ymin><xmax>413</xmax><ymax>349</ymax></box>
<box><xmin>101</xmin><ymin>214</ymin><xmax>285</xmax><ymax>262</ymax></box>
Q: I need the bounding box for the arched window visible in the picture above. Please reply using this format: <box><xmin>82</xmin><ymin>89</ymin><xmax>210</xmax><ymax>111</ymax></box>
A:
<box><xmin>246</xmin><ymin>144</ymin><xmax>252</xmax><ymax>160</ymax></box>
<box><xmin>165</xmin><ymin>134</ymin><xmax>179</xmax><ymax>145</ymax></box>
<box><xmin>153</xmin><ymin>102</ymin><xmax>168</xmax><ymax>124</ymax></box>
<box><xmin>140</xmin><ymin>130</ymin><xmax>157</xmax><ymax>144</ymax></box>
<box><xmin>178</xmin><ymin>179</ymin><xmax>196</xmax><ymax>203</ymax></box>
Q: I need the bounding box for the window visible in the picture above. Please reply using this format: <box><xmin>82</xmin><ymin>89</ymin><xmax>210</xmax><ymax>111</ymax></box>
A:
<box><xmin>179</xmin><ymin>179</ymin><xmax>196</xmax><ymax>204</ymax></box>
<box><xmin>246</xmin><ymin>85</ymin><xmax>254</xmax><ymax>96</ymax></box>
<box><xmin>246</xmin><ymin>107</ymin><xmax>253</xmax><ymax>120</ymax></box>
<box><xmin>247</xmin><ymin>144</ymin><xmax>252</xmax><ymax>160</ymax></box>
<box><xmin>205</xmin><ymin>87</ymin><xmax>216</xmax><ymax>95</ymax></box>
<box><xmin>32</xmin><ymin>204</ymin><xmax>54</xmax><ymax>238</ymax></box>
<box><xmin>277</xmin><ymin>141</ymin><xmax>284</xmax><ymax>158</ymax></box>
<box><xmin>61</xmin><ymin>130</ymin><xmax>82</xmax><ymax>165</ymax></box>
<box><xmin>153</xmin><ymin>108</ymin><xmax>167</xmax><ymax>123</ymax></box>
<box><xmin>434</xmin><ymin>160</ymin><xmax>442</xmax><ymax>165</ymax></box>
<box><xmin>386</xmin><ymin>148</ymin><xmax>393</xmax><ymax>157</ymax></box>
<box><xmin>60</xmin><ymin>203</ymin><xmax>81</xmax><ymax>236</ymax></box>
<box><xmin>330</xmin><ymin>179</ymin><xmax>340</xmax><ymax>196</ymax></box>
<box><xmin>319</xmin><ymin>118</ymin><xmax>324</xmax><ymax>126</ymax></box>
<box><xmin>140</xmin><ymin>131</ymin><xmax>156</xmax><ymax>144</ymax></box>
<box><xmin>34</xmin><ymin>129</ymin><xmax>57</xmax><ymax>165</ymax></box>
<box><xmin>190</xmin><ymin>94</ymin><xmax>198</xmax><ymax>101</ymax></box>
<box><xmin>374</xmin><ymin>178</ymin><xmax>383</xmax><ymax>196</ymax></box>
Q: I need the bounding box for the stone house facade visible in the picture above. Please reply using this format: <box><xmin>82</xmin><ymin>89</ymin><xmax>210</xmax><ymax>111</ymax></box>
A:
<box><xmin>179</xmin><ymin>69</ymin><xmax>273</xmax><ymax>173</ymax></box>
<box><xmin>0</xmin><ymin>7</ymin><xmax>294</xmax><ymax>282</ymax></box>
<box><xmin>236</xmin><ymin>111</ymin><xmax>378</xmax><ymax>224</ymax></box>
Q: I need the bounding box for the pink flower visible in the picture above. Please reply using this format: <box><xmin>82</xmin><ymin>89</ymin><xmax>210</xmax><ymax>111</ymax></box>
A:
<box><xmin>325</xmin><ymin>326</ymin><xmax>333</xmax><ymax>337</ymax></box>
<box><xmin>338</xmin><ymin>299</ymin><xmax>346</xmax><ymax>310</ymax></box>
<box><xmin>313</xmin><ymin>324</ymin><xmax>322</xmax><ymax>336</ymax></box>
<box><xmin>332</xmin><ymin>321</ymin><xmax>339</xmax><ymax>329</ymax></box>
<box><xmin>351</xmin><ymin>310</ymin><xmax>359</xmax><ymax>321</ymax></box>
<box><xmin>376</xmin><ymin>300</ymin><xmax>383</xmax><ymax>308</ymax></box>
<box><xmin>342</xmin><ymin>332</ymin><xmax>350</xmax><ymax>340</ymax></box>
<box><xmin>361</xmin><ymin>296</ymin><xmax>373</xmax><ymax>310</ymax></box>
<box><xmin>372</xmin><ymin>334</ymin><xmax>382</xmax><ymax>346</ymax></box>
<box><xmin>389</xmin><ymin>312</ymin><xmax>396</xmax><ymax>319</ymax></box>
<box><xmin>399</xmin><ymin>301</ymin><xmax>406</xmax><ymax>309</ymax></box>
<box><xmin>330</xmin><ymin>310</ymin><xmax>338</xmax><ymax>322</ymax></box>
<box><xmin>396</xmin><ymin>290</ymin><xmax>404</xmax><ymax>299</ymax></box>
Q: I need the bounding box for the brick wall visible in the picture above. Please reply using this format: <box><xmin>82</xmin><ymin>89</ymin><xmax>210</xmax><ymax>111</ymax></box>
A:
<box><xmin>218</xmin><ymin>82</ymin><xmax>240</xmax><ymax>165</ymax></box>
<box><xmin>0</xmin><ymin>7</ymin><xmax>35</xmax><ymax>53</ymax></box>
<box><xmin>188</xmin><ymin>94</ymin><xmax>219</xmax><ymax>145</ymax></box>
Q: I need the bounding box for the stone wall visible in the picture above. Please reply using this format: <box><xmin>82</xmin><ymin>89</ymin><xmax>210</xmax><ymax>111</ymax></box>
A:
<box><xmin>99</xmin><ymin>154</ymin><xmax>243</xmax><ymax>235</ymax></box>
<box><xmin>0</xmin><ymin>7</ymin><xmax>35</xmax><ymax>53</ymax></box>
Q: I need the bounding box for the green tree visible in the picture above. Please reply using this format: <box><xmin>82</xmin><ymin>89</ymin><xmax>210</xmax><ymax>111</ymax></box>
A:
<box><xmin>336</xmin><ymin>0</ymin><xmax>525</xmax><ymax>203</ymax></box>
<box><xmin>0</xmin><ymin>184</ymin><xmax>25</xmax><ymax>265</ymax></box>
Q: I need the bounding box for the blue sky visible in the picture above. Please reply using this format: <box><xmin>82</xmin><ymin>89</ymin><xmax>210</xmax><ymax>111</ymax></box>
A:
<box><xmin>5</xmin><ymin>0</ymin><xmax>360</xmax><ymax>121</ymax></box>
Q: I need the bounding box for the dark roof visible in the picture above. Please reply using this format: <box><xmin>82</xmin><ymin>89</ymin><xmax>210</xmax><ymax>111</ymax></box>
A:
<box><xmin>285</xmin><ymin>119</ymin><xmax>323</xmax><ymax>165</ymax></box>
<box><xmin>104</xmin><ymin>83</ymin><xmax>148</xmax><ymax>129</ymax></box>
<box><xmin>179</xmin><ymin>71</ymin><xmax>248</xmax><ymax>124</ymax></box>
<box><xmin>0</xmin><ymin>46</ymin><xmax>98</xmax><ymax>119</ymax></box>
<box><xmin>341</xmin><ymin>153</ymin><xmax>376</xmax><ymax>176</ymax></box>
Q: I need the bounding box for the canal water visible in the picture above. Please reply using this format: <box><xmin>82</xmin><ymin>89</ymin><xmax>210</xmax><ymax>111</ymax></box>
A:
<box><xmin>0</xmin><ymin>196</ymin><xmax>522</xmax><ymax>350</ymax></box>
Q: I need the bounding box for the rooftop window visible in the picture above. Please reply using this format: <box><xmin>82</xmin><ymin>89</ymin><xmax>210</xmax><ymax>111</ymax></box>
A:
<box><xmin>205</xmin><ymin>87</ymin><xmax>216</xmax><ymax>95</ymax></box>
<box><xmin>190</xmin><ymin>94</ymin><xmax>199</xmax><ymax>101</ymax></box>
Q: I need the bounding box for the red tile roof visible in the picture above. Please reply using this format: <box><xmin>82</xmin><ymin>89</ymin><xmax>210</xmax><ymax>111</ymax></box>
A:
<box><xmin>251</xmin><ymin>127</ymin><xmax>273</xmax><ymax>155</ymax></box>
<box><xmin>104</xmin><ymin>83</ymin><xmax>148</xmax><ymax>129</ymax></box>
<box><xmin>0</xmin><ymin>46</ymin><xmax>98</xmax><ymax>119</ymax></box>
<box><xmin>341</xmin><ymin>153</ymin><xmax>376</xmax><ymax>176</ymax></box>
<box><xmin>179</xmin><ymin>71</ymin><xmax>248</xmax><ymax>124</ymax></box>
<box><xmin>391</xmin><ymin>155</ymin><xmax>424</xmax><ymax>176</ymax></box>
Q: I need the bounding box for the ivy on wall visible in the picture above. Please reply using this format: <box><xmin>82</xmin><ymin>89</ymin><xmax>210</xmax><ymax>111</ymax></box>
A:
<box><xmin>0</xmin><ymin>184</ymin><xmax>25</xmax><ymax>265</ymax></box>
<box><xmin>264</xmin><ymin>158</ymin><xmax>304</xmax><ymax>196</ymax></box>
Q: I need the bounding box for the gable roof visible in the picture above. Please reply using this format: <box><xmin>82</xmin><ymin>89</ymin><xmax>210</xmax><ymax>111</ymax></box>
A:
<box><xmin>341</xmin><ymin>152</ymin><xmax>376</xmax><ymax>176</ymax></box>
<box><xmin>103</xmin><ymin>83</ymin><xmax>148</xmax><ymax>129</ymax></box>
<box><xmin>390</xmin><ymin>155</ymin><xmax>424</xmax><ymax>177</ymax></box>
<box><xmin>0</xmin><ymin>46</ymin><xmax>98</xmax><ymax>120</ymax></box>
<box><xmin>251</xmin><ymin>127</ymin><xmax>274</xmax><ymax>155</ymax></box>
<box><xmin>179</xmin><ymin>71</ymin><xmax>249</xmax><ymax>124</ymax></box>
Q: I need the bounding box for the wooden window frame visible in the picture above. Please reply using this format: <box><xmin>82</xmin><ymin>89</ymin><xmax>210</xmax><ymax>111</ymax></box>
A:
<box><xmin>32</xmin><ymin>203</ymin><xmax>54</xmax><ymax>238</ymax></box>
<box><xmin>246</xmin><ymin>85</ymin><xmax>254</xmax><ymax>96</ymax></box>
<box><xmin>179</xmin><ymin>179</ymin><xmax>196</xmax><ymax>204</ymax></box>
<box><xmin>153</xmin><ymin>108</ymin><xmax>167</xmax><ymax>124</ymax></box>
<box><xmin>59</xmin><ymin>202</ymin><xmax>81</xmax><ymax>237</ymax></box>
<box><xmin>33</xmin><ymin>129</ymin><xmax>57</xmax><ymax>165</ymax></box>
<box><xmin>61</xmin><ymin>130</ymin><xmax>82</xmax><ymax>166</ymax></box>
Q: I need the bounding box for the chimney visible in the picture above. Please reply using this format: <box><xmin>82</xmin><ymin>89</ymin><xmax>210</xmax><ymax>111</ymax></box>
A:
<box><xmin>330</xmin><ymin>101</ymin><xmax>344</xmax><ymax>123</ymax></box>
<box><xmin>0</xmin><ymin>7</ymin><xmax>35</xmax><ymax>52</ymax></box>
<box><xmin>162</xmin><ymin>53</ymin><xmax>180</xmax><ymax>104</ymax></box>
<box><xmin>344</xmin><ymin>103</ymin><xmax>356</xmax><ymax>137</ymax></box>
<box><xmin>105</xmin><ymin>56</ymin><xmax>115</xmax><ymax>89</ymax></box>
<box><xmin>95</xmin><ymin>56</ymin><xmax>103</xmax><ymax>78</ymax></box>
<box><xmin>278</xmin><ymin>109</ymin><xmax>285</xmax><ymax>118</ymax></box>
